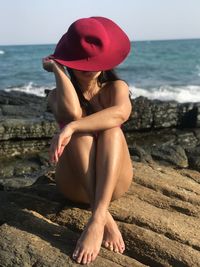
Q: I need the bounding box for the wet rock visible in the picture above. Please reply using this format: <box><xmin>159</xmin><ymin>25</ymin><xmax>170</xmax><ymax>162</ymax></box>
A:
<box><xmin>0</xmin><ymin>152</ymin><xmax>52</xmax><ymax>189</ymax></box>
<box><xmin>0</xmin><ymin>139</ymin><xmax>50</xmax><ymax>158</ymax></box>
<box><xmin>194</xmin><ymin>128</ymin><xmax>200</xmax><ymax>144</ymax></box>
<box><xmin>197</xmin><ymin>103</ymin><xmax>200</xmax><ymax>127</ymax></box>
<box><xmin>151</xmin><ymin>144</ymin><xmax>188</xmax><ymax>168</ymax></box>
<box><xmin>176</xmin><ymin>132</ymin><xmax>198</xmax><ymax>149</ymax></box>
<box><xmin>179</xmin><ymin>102</ymin><xmax>199</xmax><ymax>128</ymax></box>
<box><xmin>186</xmin><ymin>145</ymin><xmax>200</xmax><ymax>171</ymax></box>
<box><xmin>123</xmin><ymin>97</ymin><xmax>153</xmax><ymax>131</ymax></box>
<box><xmin>152</xmin><ymin>100</ymin><xmax>179</xmax><ymax>128</ymax></box>
<box><xmin>128</xmin><ymin>144</ymin><xmax>153</xmax><ymax>163</ymax></box>
<box><xmin>0</xmin><ymin>118</ymin><xmax>57</xmax><ymax>140</ymax></box>
<box><xmin>124</xmin><ymin>97</ymin><xmax>200</xmax><ymax>131</ymax></box>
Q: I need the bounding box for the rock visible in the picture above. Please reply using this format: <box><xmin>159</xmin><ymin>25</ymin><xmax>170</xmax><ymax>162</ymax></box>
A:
<box><xmin>194</xmin><ymin>128</ymin><xmax>200</xmax><ymax>144</ymax></box>
<box><xmin>0</xmin><ymin>90</ymin><xmax>45</xmax><ymax>106</ymax></box>
<box><xmin>128</xmin><ymin>144</ymin><xmax>153</xmax><ymax>163</ymax></box>
<box><xmin>176</xmin><ymin>132</ymin><xmax>198</xmax><ymax>149</ymax></box>
<box><xmin>124</xmin><ymin>97</ymin><xmax>200</xmax><ymax>131</ymax></box>
<box><xmin>179</xmin><ymin>102</ymin><xmax>199</xmax><ymax>128</ymax></box>
<box><xmin>0</xmin><ymin>118</ymin><xmax>57</xmax><ymax>141</ymax></box>
<box><xmin>1</xmin><ymin>104</ymin><xmax>42</xmax><ymax>118</ymax></box>
<box><xmin>0</xmin><ymin>153</ymin><xmax>53</xmax><ymax>189</ymax></box>
<box><xmin>123</xmin><ymin>97</ymin><xmax>153</xmax><ymax>131</ymax></box>
<box><xmin>152</xmin><ymin>100</ymin><xmax>179</xmax><ymax>129</ymax></box>
<box><xmin>197</xmin><ymin>103</ymin><xmax>200</xmax><ymax>127</ymax></box>
<box><xmin>1</xmin><ymin>161</ymin><xmax>199</xmax><ymax>266</ymax></box>
<box><xmin>186</xmin><ymin>145</ymin><xmax>200</xmax><ymax>171</ymax></box>
<box><xmin>151</xmin><ymin>144</ymin><xmax>188</xmax><ymax>168</ymax></box>
<box><xmin>0</xmin><ymin>139</ymin><xmax>50</xmax><ymax>158</ymax></box>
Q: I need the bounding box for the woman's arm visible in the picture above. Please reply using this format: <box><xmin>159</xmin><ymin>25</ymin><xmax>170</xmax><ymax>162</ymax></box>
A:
<box><xmin>49</xmin><ymin>80</ymin><xmax>132</xmax><ymax>163</ymax></box>
<box><xmin>43</xmin><ymin>58</ymin><xmax>83</xmax><ymax>123</ymax></box>
<box><xmin>70</xmin><ymin>80</ymin><xmax>132</xmax><ymax>133</ymax></box>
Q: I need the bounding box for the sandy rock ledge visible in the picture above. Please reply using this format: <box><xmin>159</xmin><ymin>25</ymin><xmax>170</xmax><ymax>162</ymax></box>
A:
<box><xmin>0</xmin><ymin>161</ymin><xmax>200</xmax><ymax>267</ymax></box>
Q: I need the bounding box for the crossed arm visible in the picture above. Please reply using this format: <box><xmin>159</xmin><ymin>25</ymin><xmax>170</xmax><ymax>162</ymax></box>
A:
<box><xmin>70</xmin><ymin>80</ymin><xmax>132</xmax><ymax>132</ymax></box>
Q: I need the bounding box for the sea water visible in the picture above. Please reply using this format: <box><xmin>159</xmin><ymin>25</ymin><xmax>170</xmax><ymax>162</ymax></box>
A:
<box><xmin>0</xmin><ymin>39</ymin><xmax>200</xmax><ymax>102</ymax></box>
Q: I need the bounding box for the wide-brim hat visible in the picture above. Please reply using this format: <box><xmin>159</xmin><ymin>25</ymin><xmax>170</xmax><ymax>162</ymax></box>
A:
<box><xmin>50</xmin><ymin>16</ymin><xmax>131</xmax><ymax>71</ymax></box>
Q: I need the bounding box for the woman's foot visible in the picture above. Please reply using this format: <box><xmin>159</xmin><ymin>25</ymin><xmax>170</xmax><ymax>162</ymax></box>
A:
<box><xmin>72</xmin><ymin>217</ymin><xmax>105</xmax><ymax>264</ymax></box>
<box><xmin>102</xmin><ymin>211</ymin><xmax>125</xmax><ymax>253</ymax></box>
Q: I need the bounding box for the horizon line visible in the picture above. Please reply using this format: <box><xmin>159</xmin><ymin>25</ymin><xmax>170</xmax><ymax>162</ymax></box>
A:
<box><xmin>0</xmin><ymin>37</ymin><xmax>200</xmax><ymax>46</ymax></box>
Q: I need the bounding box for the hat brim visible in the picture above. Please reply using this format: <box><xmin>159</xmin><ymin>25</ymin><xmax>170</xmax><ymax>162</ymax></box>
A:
<box><xmin>52</xmin><ymin>17</ymin><xmax>131</xmax><ymax>71</ymax></box>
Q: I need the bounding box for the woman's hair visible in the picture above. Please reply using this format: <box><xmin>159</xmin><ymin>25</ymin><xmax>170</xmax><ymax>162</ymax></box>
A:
<box><xmin>66</xmin><ymin>68</ymin><xmax>129</xmax><ymax>115</ymax></box>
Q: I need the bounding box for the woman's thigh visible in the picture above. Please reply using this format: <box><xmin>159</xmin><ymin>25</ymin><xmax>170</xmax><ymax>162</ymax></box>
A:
<box><xmin>55</xmin><ymin>132</ymin><xmax>96</xmax><ymax>204</ymax></box>
<box><xmin>55</xmin><ymin>128</ymin><xmax>133</xmax><ymax>204</ymax></box>
<box><xmin>113</xmin><ymin>134</ymin><xmax>133</xmax><ymax>200</ymax></box>
<box><xmin>96</xmin><ymin>127</ymin><xmax>133</xmax><ymax>201</ymax></box>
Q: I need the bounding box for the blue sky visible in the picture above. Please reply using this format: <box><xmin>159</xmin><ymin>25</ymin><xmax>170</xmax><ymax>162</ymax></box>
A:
<box><xmin>0</xmin><ymin>0</ymin><xmax>200</xmax><ymax>45</ymax></box>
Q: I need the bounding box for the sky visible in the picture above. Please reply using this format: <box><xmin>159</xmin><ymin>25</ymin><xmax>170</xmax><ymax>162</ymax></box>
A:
<box><xmin>0</xmin><ymin>0</ymin><xmax>200</xmax><ymax>45</ymax></box>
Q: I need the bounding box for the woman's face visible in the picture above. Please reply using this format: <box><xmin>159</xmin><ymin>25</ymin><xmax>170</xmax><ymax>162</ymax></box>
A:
<box><xmin>72</xmin><ymin>69</ymin><xmax>102</xmax><ymax>82</ymax></box>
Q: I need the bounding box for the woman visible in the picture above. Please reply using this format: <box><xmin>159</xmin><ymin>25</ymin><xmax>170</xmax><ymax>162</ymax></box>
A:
<box><xmin>43</xmin><ymin>16</ymin><xmax>133</xmax><ymax>265</ymax></box>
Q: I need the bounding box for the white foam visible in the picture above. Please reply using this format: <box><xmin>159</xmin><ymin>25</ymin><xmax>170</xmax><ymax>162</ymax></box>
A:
<box><xmin>3</xmin><ymin>82</ymin><xmax>200</xmax><ymax>103</ymax></box>
<box><xmin>0</xmin><ymin>50</ymin><xmax>5</xmax><ymax>55</ymax></box>
<box><xmin>130</xmin><ymin>85</ymin><xmax>200</xmax><ymax>103</ymax></box>
<box><xmin>4</xmin><ymin>82</ymin><xmax>54</xmax><ymax>97</ymax></box>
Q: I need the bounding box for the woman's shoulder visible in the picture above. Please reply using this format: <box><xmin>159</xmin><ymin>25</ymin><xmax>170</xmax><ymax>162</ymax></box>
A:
<box><xmin>103</xmin><ymin>80</ymin><xmax>129</xmax><ymax>98</ymax></box>
<box><xmin>99</xmin><ymin>80</ymin><xmax>129</xmax><ymax>107</ymax></box>
<box><xmin>104</xmin><ymin>79</ymin><xmax>129</xmax><ymax>90</ymax></box>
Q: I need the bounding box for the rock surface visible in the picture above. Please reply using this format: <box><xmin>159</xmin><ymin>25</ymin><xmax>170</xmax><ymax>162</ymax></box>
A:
<box><xmin>0</xmin><ymin>161</ymin><xmax>200</xmax><ymax>266</ymax></box>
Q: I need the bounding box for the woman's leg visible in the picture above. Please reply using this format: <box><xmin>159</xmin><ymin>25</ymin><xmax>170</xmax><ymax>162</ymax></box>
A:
<box><xmin>72</xmin><ymin>127</ymin><xmax>133</xmax><ymax>264</ymax></box>
<box><xmin>55</xmin><ymin>132</ymin><xmax>96</xmax><ymax>204</ymax></box>
<box><xmin>49</xmin><ymin>88</ymin><xmax>133</xmax><ymax>264</ymax></box>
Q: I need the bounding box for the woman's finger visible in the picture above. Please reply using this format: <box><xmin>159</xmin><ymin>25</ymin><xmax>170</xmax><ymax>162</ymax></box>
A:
<box><xmin>58</xmin><ymin>144</ymin><xmax>65</xmax><ymax>157</ymax></box>
<box><xmin>49</xmin><ymin>134</ymin><xmax>59</xmax><ymax>163</ymax></box>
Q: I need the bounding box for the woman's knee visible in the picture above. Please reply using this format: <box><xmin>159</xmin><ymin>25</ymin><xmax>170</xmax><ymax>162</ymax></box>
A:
<box><xmin>67</xmin><ymin>132</ymin><xmax>95</xmax><ymax>150</ymax></box>
<box><xmin>98</xmin><ymin>127</ymin><xmax>124</xmax><ymax>143</ymax></box>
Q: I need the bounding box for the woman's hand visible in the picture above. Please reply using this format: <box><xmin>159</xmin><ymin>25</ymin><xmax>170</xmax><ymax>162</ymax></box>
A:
<box><xmin>42</xmin><ymin>56</ymin><xmax>64</xmax><ymax>72</ymax></box>
<box><xmin>49</xmin><ymin>124</ymin><xmax>75</xmax><ymax>163</ymax></box>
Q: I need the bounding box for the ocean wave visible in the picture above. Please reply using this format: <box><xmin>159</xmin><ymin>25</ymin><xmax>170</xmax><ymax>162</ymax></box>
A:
<box><xmin>2</xmin><ymin>82</ymin><xmax>200</xmax><ymax>103</ymax></box>
<box><xmin>3</xmin><ymin>82</ymin><xmax>54</xmax><ymax>97</ymax></box>
<box><xmin>0</xmin><ymin>50</ymin><xmax>5</xmax><ymax>55</ymax></box>
<box><xmin>196</xmin><ymin>65</ymin><xmax>200</xmax><ymax>77</ymax></box>
<box><xmin>130</xmin><ymin>85</ymin><xmax>200</xmax><ymax>103</ymax></box>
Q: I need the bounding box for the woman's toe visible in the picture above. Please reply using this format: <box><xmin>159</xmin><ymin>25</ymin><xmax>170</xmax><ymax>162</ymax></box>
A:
<box><xmin>113</xmin><ymin>244</ymin><xmax>119</xmax><ymax>253</ymax></box>
<box><xmin>82</xmin><ymin>252</ymin><xmax>88</xmax><ymax>265</ymax></box>
<box><xmin>109</xmin><ymin>243</ymin><xmax>114</xmax><ymax>251</ymax></box>
<box><xmin>87</xmin><ymin>253</ymin><xmax>92</xmax><ymax>264</ymax></box>
<box><xmin>120</xmin><ymin>243</ymin><xmax>125</xmax><ymax>253</ymax></box>
<box><xmin>103</xmin><ymin>241</ymin><xmax>109</xmax><ymax>248</ymax></box>
<box><xmin>72</xmin><ymin>247</ymin><xmax>79</xmax><ymax>259</ymax></box>
<box><xmin>91</xmin><ymin>252</ymin><xmax>98</xmax><ymax>262</ymax></box>
<box><xmin>76</xmin><ymin>249</ymin><xmax>84</xmax><ymax>264</ymax></box>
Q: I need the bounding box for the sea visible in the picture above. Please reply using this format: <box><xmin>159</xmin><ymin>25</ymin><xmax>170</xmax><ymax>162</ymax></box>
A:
<box><xmin>0</xmin><ymin>39</ymin><xmax>200</xmax><ymax>103</ymax></box>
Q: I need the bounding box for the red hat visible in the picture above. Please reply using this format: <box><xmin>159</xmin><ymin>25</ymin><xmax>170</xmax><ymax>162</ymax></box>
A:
<box><xmin>51</xmin><ymin>16</ymin><xmax>131</xmax><ymax>71</ymax></box>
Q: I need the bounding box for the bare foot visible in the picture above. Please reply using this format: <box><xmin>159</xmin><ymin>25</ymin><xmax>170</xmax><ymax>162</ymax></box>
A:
<box><xmin>72</xmin><ymin>217</ymin><xmax>105</xmax><ymax>264</ymax></box>
<box><xmin>102</xmin><ymin>212</ymin><xmax>125</xmax><ymax>254</ymax></box>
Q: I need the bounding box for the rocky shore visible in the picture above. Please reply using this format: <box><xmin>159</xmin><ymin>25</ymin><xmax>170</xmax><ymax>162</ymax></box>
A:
<box><xmin>0</xmin><ymin>90</ymin><xmax>200</xmax><ymax>266</ymax></box>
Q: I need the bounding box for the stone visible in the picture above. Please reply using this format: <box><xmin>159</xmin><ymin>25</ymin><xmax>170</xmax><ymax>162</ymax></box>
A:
<box><xmin>178</xmin><ymin>103</ymin><xmax>199</xmax><ymax>128</ymax></box>
<box><xmin>128</xmin><ymin>144</ymin><xmax>153</xmax><ymax>163</ymax></box>
<box><xmin>186</xmin><ymin>145</ymin><xmax>200</xmax><ymax>171</ymax></box>
<box><xmin>151</xmin><ymin>144</ymin><xmax>188</xmax><ymax>168</ymax></box>
<box><xmin>123</xmin><ymin>96</ymin><xmax>153</xmax><ymax>131</ymax></box>
<box><xmin>0</xmin><ymin>161</ymin><xmax>199</xmax><ymax>266</ymax></box>
<box><xmin>176</xmin><ymin>132</ymin><xmax>198</xmax><ymax>149</ymax></box>
<box><xmin>152</xmin><ymin>100</ymin><xmax>179</xmax><ymax>129</ymax></box>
